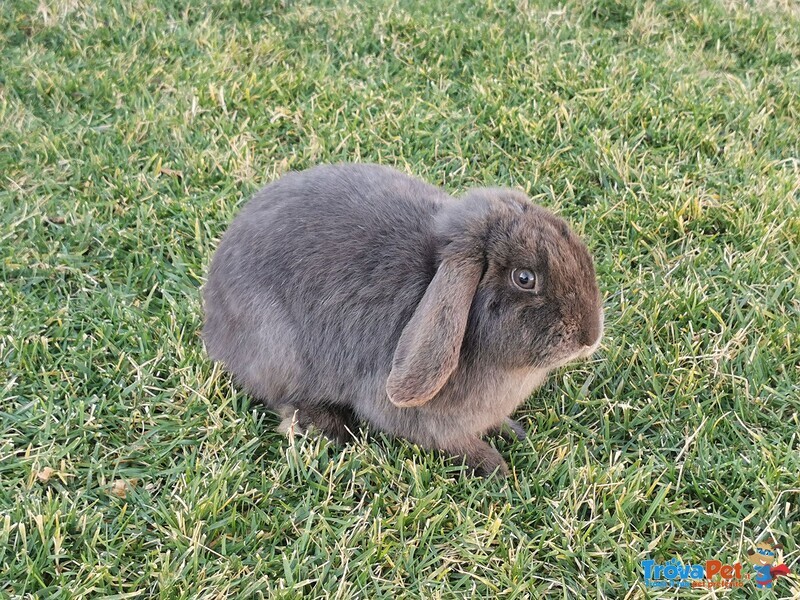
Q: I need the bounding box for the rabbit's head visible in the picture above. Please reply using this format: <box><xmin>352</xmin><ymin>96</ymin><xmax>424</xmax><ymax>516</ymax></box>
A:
<box><xmin>387</xmin><ymin>188</ymin><xmax>603</xmax><ymax>407</ymax></box>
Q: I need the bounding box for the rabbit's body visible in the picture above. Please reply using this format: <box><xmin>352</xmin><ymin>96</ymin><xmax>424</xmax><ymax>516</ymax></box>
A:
<box><xmin>204</xmin><ymin>164</ymin><xmax>603</xmax><ymax>476</ymax></box>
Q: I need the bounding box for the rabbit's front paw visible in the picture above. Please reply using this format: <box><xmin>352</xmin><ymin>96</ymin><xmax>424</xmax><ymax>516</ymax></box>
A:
<box><xmin>487</xmin><ymin>417</ymin><xmax>527</xmax><ymax>442</ymax></box>
<box><xmin>442</xmin><ymin>436</ymin><xmax>510</xmax><ymax>478</ymax></box>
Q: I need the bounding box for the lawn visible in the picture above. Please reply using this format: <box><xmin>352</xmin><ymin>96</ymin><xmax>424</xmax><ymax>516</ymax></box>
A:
<box><xmin>1</xmin><ymin>0</ymin><xmax>799</xmax><ymax>597</ymax></box>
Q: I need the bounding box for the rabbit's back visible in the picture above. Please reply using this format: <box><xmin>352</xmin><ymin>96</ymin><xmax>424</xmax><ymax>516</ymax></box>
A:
<box><xmin>203</xmin><ymin>164</ymin><xmax>448</xmax><ymax>406</ymax></box>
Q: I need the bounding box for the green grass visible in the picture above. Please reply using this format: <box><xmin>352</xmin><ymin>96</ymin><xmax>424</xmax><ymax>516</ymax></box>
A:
<box><xmin>2</xmin><ymin>0</ymin><xmax>799</xmax><ymax>597</ymax></box>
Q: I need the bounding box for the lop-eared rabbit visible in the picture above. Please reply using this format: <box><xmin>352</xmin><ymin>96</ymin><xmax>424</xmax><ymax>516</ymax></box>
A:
<box><xmin>203</xmin><ymin>164</ymin><xmax>603</xmax><ymax>476</ymax></box>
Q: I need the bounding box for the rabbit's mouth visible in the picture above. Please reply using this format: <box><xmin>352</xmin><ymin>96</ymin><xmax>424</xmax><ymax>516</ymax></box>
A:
<box><xmin>577</xmin><ymin>308</ymin><xmax>604</xmax><ymax>359</ymax></box>
<box><xmin>550</xmin><ymin>347</ymin><xmax>597</xmax><ymax>370</ymax></box>
<box><xmin>548</xmin><ymin>315</ymin><xmax>603</xmax><ymax>369</ymax></box>
<box><xmin>579</xmin><ymin>334</ymin><xmax>603</xmax><ymax>359</ymax></box>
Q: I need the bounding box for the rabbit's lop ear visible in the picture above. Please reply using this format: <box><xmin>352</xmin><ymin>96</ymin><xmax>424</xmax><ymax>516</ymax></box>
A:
<box><xmin>386</xmin><ymin>254</ymin><xmax>482</xmax><ymax>407</ymax></box>
<box><xmin>386</xmin><ymin>195</ymin><xmax>494</xmax><ymax>408</ymax></box>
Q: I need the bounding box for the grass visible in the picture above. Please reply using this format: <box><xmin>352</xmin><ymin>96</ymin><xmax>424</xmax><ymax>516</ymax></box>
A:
<box><xmin>1</xmin><ymin>0</ymin><xmax>799</xmax><ymax>597</ymax></box>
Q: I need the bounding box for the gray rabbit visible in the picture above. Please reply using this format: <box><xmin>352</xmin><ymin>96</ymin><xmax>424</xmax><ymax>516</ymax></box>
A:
<box><xmin>203</xmin><ymin>164</ymin><xmax>603</xmax><ymax>476</ymax></box>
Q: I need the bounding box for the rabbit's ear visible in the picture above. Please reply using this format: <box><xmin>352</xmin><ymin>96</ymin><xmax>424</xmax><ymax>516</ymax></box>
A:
<box><xmin>386</xmin><ymin>254</ymin><xmax>482</xmax><ymax>407</ymax></box>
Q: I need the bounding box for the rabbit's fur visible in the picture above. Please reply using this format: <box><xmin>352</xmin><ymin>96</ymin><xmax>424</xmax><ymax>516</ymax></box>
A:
<box><xmin>203</xmin><ymin>164</ymin><xmax>603</xmax><ymax>476</ymax></box>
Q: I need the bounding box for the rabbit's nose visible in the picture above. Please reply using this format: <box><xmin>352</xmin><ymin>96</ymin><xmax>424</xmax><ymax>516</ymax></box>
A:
<box><xmin>579</xmin><ymin>309</ymin><xmax>604</xmax><ymax>351</ymax></box>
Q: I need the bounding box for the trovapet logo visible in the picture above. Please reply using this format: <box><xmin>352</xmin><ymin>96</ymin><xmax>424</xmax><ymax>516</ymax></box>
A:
<box><xmin>641</xmin><ymin>535</ymin><xmax>792</xmax><ymax>590</ymax></box>
<box><xmin>641</xmin><ymin>558</ymin><xmax>747</xmax><ymax>589</ymax></box>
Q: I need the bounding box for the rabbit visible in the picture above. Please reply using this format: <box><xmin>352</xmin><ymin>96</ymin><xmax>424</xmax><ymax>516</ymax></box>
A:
<box><xmin>202</xmin><ymin>163</ymin><xmax>603</xmax><ymax>477</ymax></box>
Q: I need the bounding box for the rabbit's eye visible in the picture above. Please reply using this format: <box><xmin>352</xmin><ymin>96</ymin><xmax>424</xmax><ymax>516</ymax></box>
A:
<box><xmin>511</xmin><ymin>268</ymin><xmax>537</xmax><ymax>291</ymax></box>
